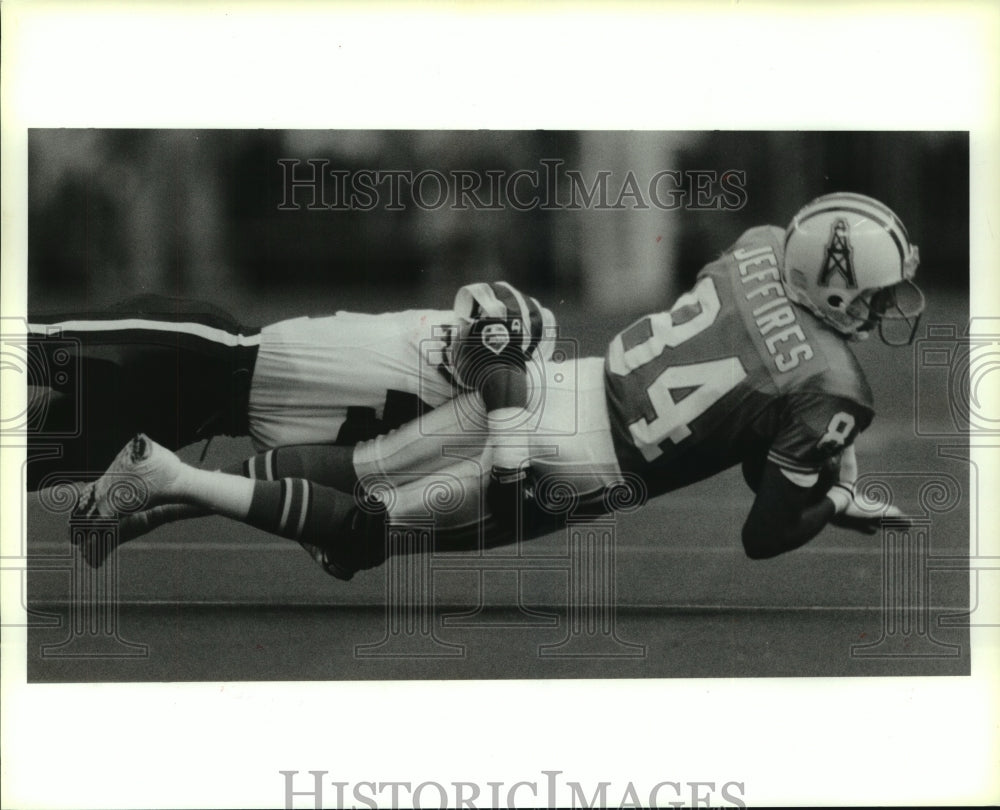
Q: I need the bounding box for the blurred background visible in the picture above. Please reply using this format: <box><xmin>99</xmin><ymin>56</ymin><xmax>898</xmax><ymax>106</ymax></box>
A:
<box><xmin>25</xmin><ymin>130</ymin><xmax>973</xmax><ymax>681</ymax></box>
<box><xmin>28</xmin><ymin>130</ymin><xmax>968</xmax><ymax>354</ymax></box>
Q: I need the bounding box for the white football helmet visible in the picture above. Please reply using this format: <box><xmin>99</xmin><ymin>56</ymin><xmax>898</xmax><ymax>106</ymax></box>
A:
<box><xmin>448</xmin><ymin>281</ymin><xmax>556</xmax><ymax>388</ymax></box>
<box><xmin>782</xmin><ymin>192</ymin><xmax>924</xmax><ymax>345</ymax></box>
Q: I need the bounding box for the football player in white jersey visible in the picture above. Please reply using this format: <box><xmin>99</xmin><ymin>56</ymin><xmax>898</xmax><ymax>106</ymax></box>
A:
<box><xmin>76</xmin><ymin>193</ymin><xmax>918</xmax><ymax>578</ymax></box>
<box><xmin>74</xmin><ymin>279</ymin><xmax>556</xmax><ymax>577</ymax></box>
<box><xmin>27</xmin><ymin>281</ymin><xmax>554</xmax><ymax>490</ymax></box>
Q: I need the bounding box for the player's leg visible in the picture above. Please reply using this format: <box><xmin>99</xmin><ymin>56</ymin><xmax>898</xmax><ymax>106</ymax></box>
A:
<box><xmin>123</xmin><ymin>426</ymin><xmax>443</xmax><ymax>528</ymax></box>
<box><xmin>372</xmin><ymin>455</ymin><xmax>490</xmax><ymax>530</ymax></box>
<box><xmin>168</xmin><ymin>449</ymin><xmax>382</xmax><ymax>581</ymax></box>
<box><xmin>198</xmin><ymin>442</ymin><xmax>371</xmax><ymax>577</ymax></box>
<box><xmin>80</xmin><ymin>442</ymin><xmax>361</xmax><ymax>573</ymax></box>
<box><xmin>523</xmin><ymin>356</ymin><xmax>630</xmax><ymax>529</ymax></box>
<box><xmin>352</xmin><ymin>391</ymin><xmax>489</xmax><ymax>486</ymax></box>
<box><xmin>80</xmin><ymin>390</ymin><xmax>490</xmax><ymax>573</ymax></box>
<box><xmin>76</xmin><ymin>434</ymin><xmax>374</xmax><ymax>577</ymax></box>
<box><xmin>27</xmin><ymin>295</ymin><xmax>259</xmax><ymax>490</ymax></box>
<box><xmin>112</xmin><ymin>442</ymin><xmax>358</xmax><ymax>549</ymax></box>
<box><xmin>241</xmin><ymin>444</ymin><xmax>357</xmax><ymax>492</ymax></box>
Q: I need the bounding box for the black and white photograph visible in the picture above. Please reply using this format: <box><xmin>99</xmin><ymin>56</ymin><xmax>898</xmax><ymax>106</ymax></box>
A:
<box><xmin>2</xmin><ymin>3</ymin><xmax>998</xmax><ymax>809</ymax></box>
<box><xmin>20</xmin><ymin>128</ymin><xmax>973</xmax><ymax>683</ymax></box>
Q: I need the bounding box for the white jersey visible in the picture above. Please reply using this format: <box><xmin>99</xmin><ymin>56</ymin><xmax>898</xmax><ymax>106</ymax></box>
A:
<box><xmin>248</xmin><ymin>309</ymin><xmax>458</xmax><ymax>449</ymax></box>
<box><xmin>247</xmin><ymin>282</ymin><xmax>557</xmax><ymax>451</ymax></box>
<box><xmin>352</xmin><ymin>357</ymin><xmax>622</xmax><ymax>530</ymax></box>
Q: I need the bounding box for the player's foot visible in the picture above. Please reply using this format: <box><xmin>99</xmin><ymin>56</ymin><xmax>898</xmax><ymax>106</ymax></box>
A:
<box><xmin>117</xmin><ymin>505</ymin><xmax>171</xmax><ymax>543</ymax></box>
<box><xmin>298</xmin><ymin>540</ymin><xmax>354</xmax><ymax>581</ymax></box>
<box><xmin>72</xmin><ymin>481</ymin><xmax>98</xmax><ymax>520</ymax></box>
<box><xmin>73</xmin><ymin>433</ymin><xmax>184</xmax><ymax>520</ymax></box>
<box><xmin>75</xmin><ymin>522</ymin><xmax>123</xmax><ymax>569</ymax></box>
<box><xmin>73</xmin><ymin>503</ymin><xmax>203</xmax><ymax>570</ymax></box>
<box><xmin>298</xmin><ymin>506</ymin><xmax>386</xmax><ymax>581</ymax></box>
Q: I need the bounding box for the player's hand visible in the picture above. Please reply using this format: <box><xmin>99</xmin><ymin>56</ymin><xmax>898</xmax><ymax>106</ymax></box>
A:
<box><xmin>829</xmin><ymin>489</ymin><xmax>913</xmax><ymax>534</ymax></box>
<box><xmin>826</xmin><ymin>443</ymin><xmax>913</xmax><ymax>533</ymax></box>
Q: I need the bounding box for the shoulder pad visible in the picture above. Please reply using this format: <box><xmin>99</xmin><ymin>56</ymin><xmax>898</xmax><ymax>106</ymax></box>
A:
<box><xmin>731</xmin><ymin>225</ymin><xmax>785</xmax><ymax>254</ymax></box>
<box><xmin>797</xmin><ymin>311</ymin><xmax>875</xmax><ymax>410</ymax></box>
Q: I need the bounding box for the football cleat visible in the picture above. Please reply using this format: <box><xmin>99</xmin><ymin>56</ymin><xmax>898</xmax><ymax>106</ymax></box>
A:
<box><xmin>298</xmin><ymin>540</ymin><xmax>355</xmax><ymax>581</ymax></box>
<box><xmin>72</xmin><ymin>481</ymin><xmax>99</xmax><ymax>520</ymax></box>
<box><xmin>297</xmin><ymin>505</ymin><xmax>387</xmax><ymax>582</ymax></box>
<box><xmin>117</xmin><ymin>504</ymin><xmax>181</xmax><ymax>543</ymax></box>
<box><xmin>782</xmin><ymin>192</ymin><xmax>924</xmax><ymax>345</ymax></box>
<box><xmin>74</xmin><ymin>522</ymin><xmax>122</xmax><ymax>569</ymax></box>
<box><xmin>73</xmin><ymin>433</ymin><xmax>182</xmax><ymax>520</ymax></box>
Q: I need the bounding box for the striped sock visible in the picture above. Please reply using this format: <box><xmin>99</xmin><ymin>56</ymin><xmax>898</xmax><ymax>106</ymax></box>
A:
<box><xmin>246</xmin><ymin>478</ymin><xmax>312</xmax><ymax>540</ymax></box>
<box><xmin>242</xmin><ymin>445</ymin><xmax>357</xmax><ymax>490</ymax></box>
<box><xmin>244</xmin><ymin>476</ymin><xmax>358</xmax><ymax>546</ymax></box>
<box><xmin>243</xmin><ymin>449</ymin><xmax>279</xmax><ymax>482</ymax></box>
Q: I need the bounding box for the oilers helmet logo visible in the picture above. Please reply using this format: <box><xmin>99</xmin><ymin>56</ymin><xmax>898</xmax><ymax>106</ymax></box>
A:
<box><xmin>819</xmin><ymin>218</ymin><xmax>857</xmax><ymax>288</ymax></box>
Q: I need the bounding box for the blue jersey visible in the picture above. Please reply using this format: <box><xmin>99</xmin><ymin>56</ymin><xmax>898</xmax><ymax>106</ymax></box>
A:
<box><xmin>603</xmin><ymin>226</ymin><xmax>874</xmax><ymax>496</ymax></box>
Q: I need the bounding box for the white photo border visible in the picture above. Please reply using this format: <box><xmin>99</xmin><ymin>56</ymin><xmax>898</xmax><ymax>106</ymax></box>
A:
<box><xmin>2</xmin><ymin>2</ymin><xmax>998</xmax><ymax>808</ymax></box>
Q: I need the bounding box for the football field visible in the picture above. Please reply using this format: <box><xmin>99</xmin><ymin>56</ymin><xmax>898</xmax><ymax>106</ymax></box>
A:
<box><xmin>23</xmin><ymin>289</ymin><xmax>973</xmax><ymax>682</ymax></box>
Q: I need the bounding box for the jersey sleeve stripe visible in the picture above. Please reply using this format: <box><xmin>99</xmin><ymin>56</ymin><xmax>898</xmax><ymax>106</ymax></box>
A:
<box><xmin>767</xmin><ymin>448</ymin><xmax>821</xmax><ymax>474</ymax></box>
<box><xmin>779</xmin><ymin>467</ymin><xmax>821</xmax><ymax>488</ymax></box>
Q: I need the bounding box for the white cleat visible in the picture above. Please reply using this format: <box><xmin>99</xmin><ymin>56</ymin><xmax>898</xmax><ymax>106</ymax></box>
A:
<box><xmin>72</xmin><ymin>433</ymin><xmax>184</xmax><ymax>520</ymax></box>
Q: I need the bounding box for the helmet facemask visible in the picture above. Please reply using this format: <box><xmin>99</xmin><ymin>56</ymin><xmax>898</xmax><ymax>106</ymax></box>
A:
<box><xmin>846</xmin><ymin>278</ymin><xmax>925</xmax><ymax>345</ymax></box>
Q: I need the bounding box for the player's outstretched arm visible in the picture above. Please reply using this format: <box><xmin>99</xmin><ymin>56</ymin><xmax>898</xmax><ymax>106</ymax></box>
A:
<box><xmin>741</xmin><ymin>447</ymin><xmax>912</xmax><ymax>558</ymax></box>
<box><xmin>741</xmin><ymin>462</ymin><xmax>837</xmax><ymax>559</ymax></box>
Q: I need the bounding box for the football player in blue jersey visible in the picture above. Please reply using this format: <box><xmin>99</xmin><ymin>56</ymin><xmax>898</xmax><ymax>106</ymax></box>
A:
<box><xmin>27</xmin><ymin>281</ymin><xmax>554</xmax><ymax>490</ymax></box>
<box><xmin>75</xmin><ymin>193</ymin><xmax>919</xmax><ymax>577</ymax></box>
<box><xmin>597</xmin><ymin>191</ymin><xmax>922</xmax><ymax>558</ymax></box>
